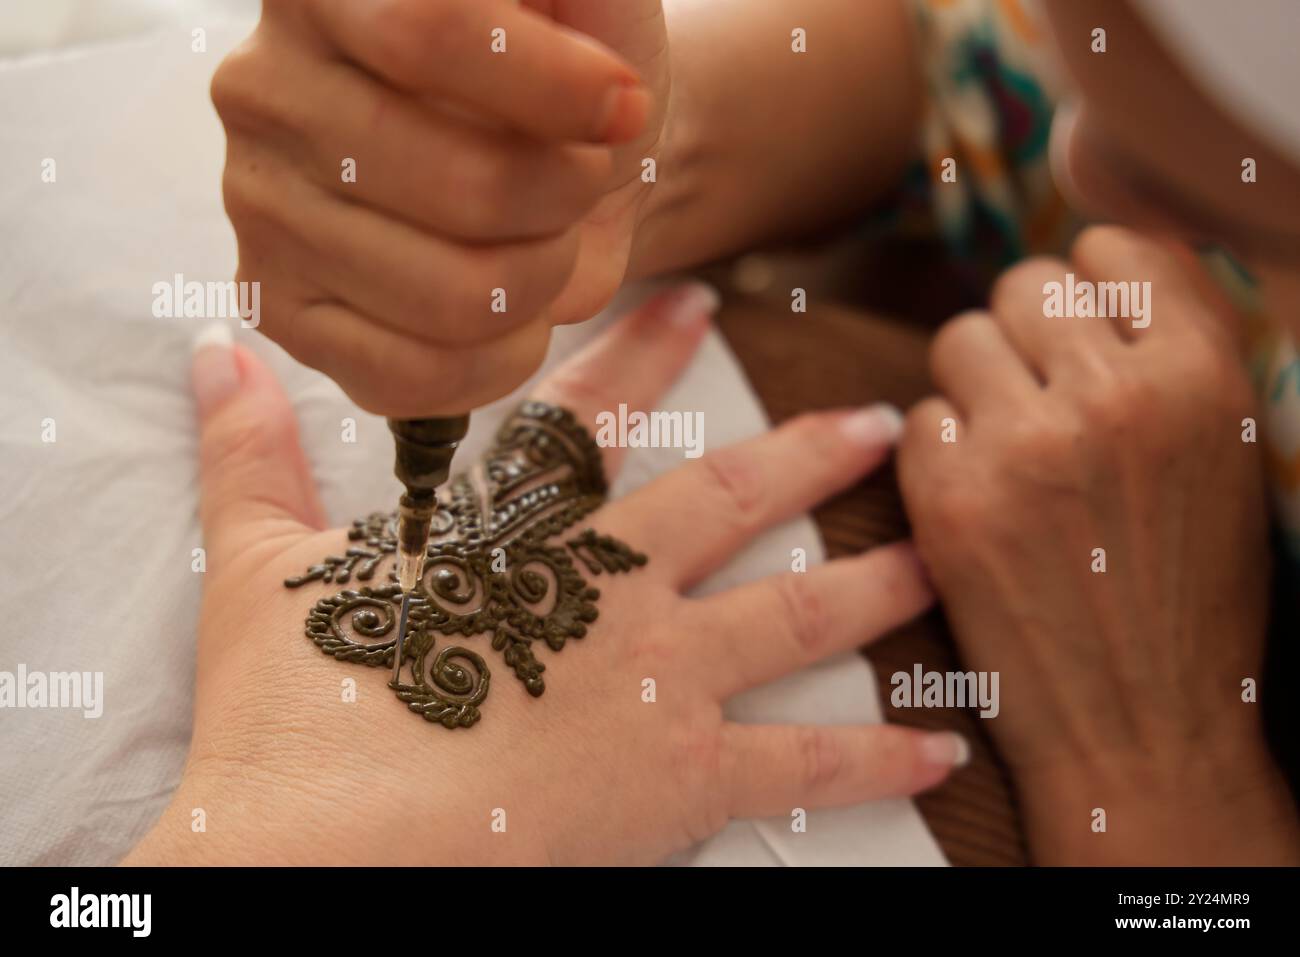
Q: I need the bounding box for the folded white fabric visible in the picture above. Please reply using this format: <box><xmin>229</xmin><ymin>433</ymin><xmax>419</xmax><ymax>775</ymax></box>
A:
<box><xmin>0</xmin><ymin>23</ymin><xmax>946</xmax><ymax>867</ymax></box>
<box><xmin>0</xmin><ymin>0</ymin><xmax>262</xmax><ymax>57</ymax></box>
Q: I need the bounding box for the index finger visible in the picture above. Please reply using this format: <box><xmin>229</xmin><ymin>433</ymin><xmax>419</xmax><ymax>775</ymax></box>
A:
<box><xmin>306</xmin><ymin>0</ymin><xmax>650</xmax><ymax>143</ymax></box>
<box><xmin>531</xmin><ymin>283</ymin><xmax>719</xmax><ymax>479</ymax></box>
<box><xmin>1069</xmin><ymin>226</ymin><xmax>1241</xmax><ymax>344</ymax></box>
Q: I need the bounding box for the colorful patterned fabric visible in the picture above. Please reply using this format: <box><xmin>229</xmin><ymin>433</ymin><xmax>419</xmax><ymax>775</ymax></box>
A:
<box><xmin>904</xmin><ymin>0</ymin><xmax>1300</xmax><ymax>562</ymax></box>
<box><xmin>900</xmin><ymin>0</ymin><xmax>1074</xmax><ymax>285</ymax></box>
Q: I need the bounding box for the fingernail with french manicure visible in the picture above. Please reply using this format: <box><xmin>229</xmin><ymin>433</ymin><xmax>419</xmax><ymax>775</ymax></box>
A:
<box><xmin>192</xmin><ymin>323</ymin><xmax>240</xmax><ymax>416</ymax></box>
<box><xmin>921</xmin><ymin>732</ymin><xmax>971</xmax><ymax>769</ymax></box>
<box><xmin>840</xmin><ymin>403</ymin><xmax>905</xmax><ymax>448</ymax></box>
<box><xmin>664</xmin><ymin>282</ymin><xmax>722</xmax><ymax>328</ymax></box>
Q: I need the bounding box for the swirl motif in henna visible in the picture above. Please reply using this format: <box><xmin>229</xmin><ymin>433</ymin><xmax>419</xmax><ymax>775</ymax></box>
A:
<box><xmin>285</xmin><ymin>401</ymin><xmax>646</xmax><ymax>729</ymax></box>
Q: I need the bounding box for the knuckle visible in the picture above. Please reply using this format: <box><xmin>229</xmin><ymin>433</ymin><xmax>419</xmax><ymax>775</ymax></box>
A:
<box><xmin>495</xmin><ymin>320</ymin><xmax>554</xmax><ymax>386</ymax></box>
<box><xmin>932</xmin><ymin>310</ymin><xmax>985</xmax><ymax>352</ymax></box>
<box><xmin>873</xmin><ymin>545</ymin><xmax>926</xmax><ymax>605</ymax></box>
<box><xmin>1070</xmin><ymin>225</ymin><xmax>1162</xmax><ymax>276</ymax></box>
<box><xmin>310</xmin><ymin>328</ymin><xmax>446</xmax><ymax>416</ymax></box>
<box><xmin>351</xmin><ymin>372</ymin><xmax>408</xmax><ymax>415</ymax></box>
<box><xmin>630</xmin><ymin>635</ymin><xmax>675</xmax><ymax>678</ymax></box>
<box><xmin>544</xmin><ymin>151</ymin><xmax>609</xmax><ymax>220</ymax></box>
<box><xmin>774</xmin><ymin>573</ymin><xmax>829</xmax><ymax>658</ymax></box>
<box><xmin>1076</xmin><ymin>368</ymin><xmax>1149</xmax><ymax>435</ymax></box>
<box><xmin>209</xmin><ymin>47</ymin><xmax>251</xmax><ymax>119</ymax></box>
<box><xmin>432</xmin><ymin>260</ymin><xmax>499</xmax><ymax>327</ymax></box>
<box><xmin>1166</xmin><ymin>339</ymin><xmax>1256</xmax><ymax>438</ymax></box>
<box><xmin>535</xmin><ymin>231</ymin><xmax>583</xmax><ymax>302</ymax></box>
<box><xmin>369</xmin><ymin>0</ymin><xmax>465</xmax><ymax>78</ymax></box>
<box><xmin>221</xmin><ymin>168</ymin><xmax>263</xmax><ymax>229</ymax></box>
<box><xmin>1069</xmin><ymin>224</ymin><xmax>1129</xmax><ymax>264</ymax></box>
<box><xmin>210</xmin><ymin>41</ymin><xmax>284</xmax><ymax>134</ymax></box>
<box><xmin>462</xmin><ymin>245</ymin><xmax>510</xmax><ymax>296</ymax></box>
<box><xmin>410</xmin><ymin>276</ymin><xmax>457</xmax><ymax>326</ymax></box>
<box><xmin>1213</xmin><ymin>363</ymin><xmax>1257</xmax><ymax>419</ymax></box>
<box><xmin>990</xmin><ymin>256</ymin><xmax>1067</xmax><ymax>315</ymax></box>
<box><xmin>924</xmin><ymin>478</ymin><xmax>993</xmax><ymax>540</ymax></box>
<box><xmin>901</xmin><ymin>398</ymin><xmax>946</xmax><ymax>442</ymax></box>
<box><xmin>795</xmin><ymin>726</ymin><xmax>844</xmax><ymax>792</ymax></box>
<box><xmin>1174</xmin><ymin>332</ymin><xmax>1222</xmax><ymax>375</ymax></box>
<box><xmin>699</xmin><ymin>446</ymin><xmax>767</xmax><ymax>525</ymax></box>
<box><xmin>447</xmin><ymin>149</ymin><xmax>516</xmax><ymax>229</ymax></box>
<box><xmin>1174</xmin><ymin>335</ymin><xmax>1241</xmax><ymax>402</ymax></box>
<box><xmin>930</xmin><ymin>311</ymin><xmax>988</xmax><ymax>373</ymax></box>
<box><xmin>203</xmin><ymin>404</ymin><xmax>294</xmax><ymax>475</ymax></box>
<box><xmin>673</xmin><ymin>721</ymin><xmax>729</xmax><ymax>843</ymax></box>
<box><xmin>222</xmin><ymin>169</ymin><xmax>311</xmax><ymax>263</ymax></box>
<box><xmin>1071</xmin><ymin>226</ymin><xmax>1187</xmax><ymax>299</ymax></box>
<box><xmin>384</xmin><ymin>348</ymin><xmax>464</xmax><ymax>412</ymax></box>
<box><xmin>1000</xmin><ymin>411</ymin><xmax>1081</xmax><ymax>472</ymax></box>
<box><xmin>896</xmin><ymin>400</ymin><xmax>949</xmax><ymax>492</ymax></box>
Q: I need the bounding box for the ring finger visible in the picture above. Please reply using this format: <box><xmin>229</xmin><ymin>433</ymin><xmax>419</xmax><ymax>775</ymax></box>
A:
<box><xmin>990</xmin><ymin>257</ymin><xmax>1124</xmax><ymax>381</ymax></box>
<box><xmin>530</xmin><ymin>284</ymin><xmax>719</xmax><ymax>480</ymax></box>
<box><xmin>273</xmin><ymin>52</ymin><xmax>615</xmax><ymax>241</ymax></box>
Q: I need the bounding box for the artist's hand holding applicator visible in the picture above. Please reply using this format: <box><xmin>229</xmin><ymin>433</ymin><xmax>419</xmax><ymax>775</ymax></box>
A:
<box><xmin>211</xmin><ymin>0</ymin><xmax>670</xmax><ymax>416</ymax></box>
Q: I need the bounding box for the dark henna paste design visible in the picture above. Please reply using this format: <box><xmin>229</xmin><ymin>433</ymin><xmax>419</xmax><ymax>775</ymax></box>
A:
<box><xmin>285</xmin><ymin>401</ymin><xmax>645</xmax><ymax>729</ymax></box>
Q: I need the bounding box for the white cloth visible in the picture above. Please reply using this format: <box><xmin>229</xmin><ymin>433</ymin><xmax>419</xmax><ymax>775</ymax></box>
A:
<box><xmin>0</xmin><ymin>18</ymin><xmax>946</xmax><ymax>867</ymax></box>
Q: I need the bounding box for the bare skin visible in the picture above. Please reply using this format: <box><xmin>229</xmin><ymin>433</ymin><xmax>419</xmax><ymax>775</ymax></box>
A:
<box><xmin>124</xmin><ymin>287</ymin><xmax>963</xmax><ymax>866</ymax></box>
<box><xmin>899</xmin><ymin>226</ymin><xmax>1300</xmax><ymax>865</ymax></box>
<box><xmin>207</xmin><ymin>0</ymin><xmax>1300</xmax><ymax>864</ymax></box>
<box><xmin>896</xmin><ymin>0</ymin><xmax>1300</xmax><ymax>863</ymax></box>
<box><xmin>1044</xmin><ymin>0</ymin><xmax>1300</xmax><ymax>271</ymax></box>
<box><xmin>643</xmin><ymin>0</ymin><xmax>1300</xmax><ymax>863</ymax></box>
<box><xmin>211</xmin><ymin>0</ymin><xmax>922</xmax><ymax>415</ymax></box>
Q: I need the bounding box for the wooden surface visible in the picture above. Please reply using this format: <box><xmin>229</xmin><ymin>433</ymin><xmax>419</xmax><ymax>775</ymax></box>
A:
<box><xmin>713</xmin><ymin>291</ymin><xmax>1030</xmax><ymax>866</ymax></box>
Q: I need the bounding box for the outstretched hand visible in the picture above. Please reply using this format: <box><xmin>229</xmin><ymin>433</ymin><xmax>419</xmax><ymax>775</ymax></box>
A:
<box><xmin>126</xmin><ymin>285</ymin><xmax>963</xmax><ymax>866</ymax></box>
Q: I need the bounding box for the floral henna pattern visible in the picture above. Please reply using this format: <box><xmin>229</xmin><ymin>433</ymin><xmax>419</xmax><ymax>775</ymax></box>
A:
<box><xmin>285</xmin><ymin>401</ymin><xmax>646</xmax><ymax>729</ymax></box>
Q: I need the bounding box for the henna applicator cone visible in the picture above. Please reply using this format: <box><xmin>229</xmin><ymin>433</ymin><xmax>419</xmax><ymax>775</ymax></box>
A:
<box><xmin>387</xmin><ymin>416</ymin><xmax>471</xmax><ymax>683</ymax></box>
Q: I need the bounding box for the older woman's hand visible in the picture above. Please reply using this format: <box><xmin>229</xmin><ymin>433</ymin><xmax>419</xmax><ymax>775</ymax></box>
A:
<box><xmin>898</xmin><ymin>227</ymin><xmax>1300</xmax><ymax>865</ymax></box>
<box><xmin>125</xmin><ymin>285</ymin><xmax>962</xmax><ymax>866</ymax></box>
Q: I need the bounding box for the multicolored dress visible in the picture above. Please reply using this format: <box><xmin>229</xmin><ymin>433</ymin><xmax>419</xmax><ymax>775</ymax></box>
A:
<box><xmin>903</xmin><ymin>0</ymin><xmax>1300</xmax><ymax>563</ymax></box>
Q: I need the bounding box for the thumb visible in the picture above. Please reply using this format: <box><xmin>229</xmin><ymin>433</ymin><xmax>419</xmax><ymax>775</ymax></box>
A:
<box><xmin>192</xmin><ymin>324</ymin><xmax>327</xmax><ymax>565</ymax></box>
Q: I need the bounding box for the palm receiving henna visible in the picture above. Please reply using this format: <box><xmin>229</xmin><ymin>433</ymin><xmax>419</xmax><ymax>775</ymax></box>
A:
<box><xmin>126</xmin><ymin>285</ymin><xmax>964</xmax><ymax>867</ymax></box>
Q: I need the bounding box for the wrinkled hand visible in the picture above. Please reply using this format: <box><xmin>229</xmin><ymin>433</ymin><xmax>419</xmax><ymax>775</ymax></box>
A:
<box><xmin>211</xmin><ymin>0</ymin><xmax>670</xmax><ymax>416</ymax></box>
<box><xmin>898</xmin><ymin>226</ymin><xmax>1300</xmax><ymax>864</ymax></box>
<box><xmin>125</xmin><ymin>286</ymin><xmax>963</xmax><ymax>866</ymax></box>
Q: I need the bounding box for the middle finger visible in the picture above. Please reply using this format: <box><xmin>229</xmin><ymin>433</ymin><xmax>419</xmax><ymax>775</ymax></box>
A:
<box><xmin>279</xmin><ymin>53</ymin><xmax>615</xmax><ymax>241</ymax></box>
<box><xmin>595</xmin><ymin>406</ymin><xmax>903</xmax><ymax>591</ymax></box>
<box><xmin>687</xmin><ymin>541</ymin><xmax>933</xmax><ymax>699</ymax></box>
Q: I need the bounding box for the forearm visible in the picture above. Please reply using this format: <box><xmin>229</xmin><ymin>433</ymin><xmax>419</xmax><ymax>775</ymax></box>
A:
<box><xmin>628</xmin><ymin>0</ymin><xmax>923</xmax><ymax>278</ymax></box>
<box><xmin>1018</xmin><ymin>736</ymin><xmax>1300</xmax><ymax>866</ymax></box>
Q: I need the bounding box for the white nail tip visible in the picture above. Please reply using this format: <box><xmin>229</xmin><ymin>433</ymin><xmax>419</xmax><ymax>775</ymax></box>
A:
<box><xmin>192</xmin><ymin>322</ymin><xmax>234</xmax><ymax>354</ymax></box>
<box><xmin>874</xmin><ymin>403</ymin><xmax>905</xmax><ymax>443</ymax></box>
<box><xmin>951</xmin><ymin>733</ymin><xmax>971</xmax><ymax>768</ymax></box>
